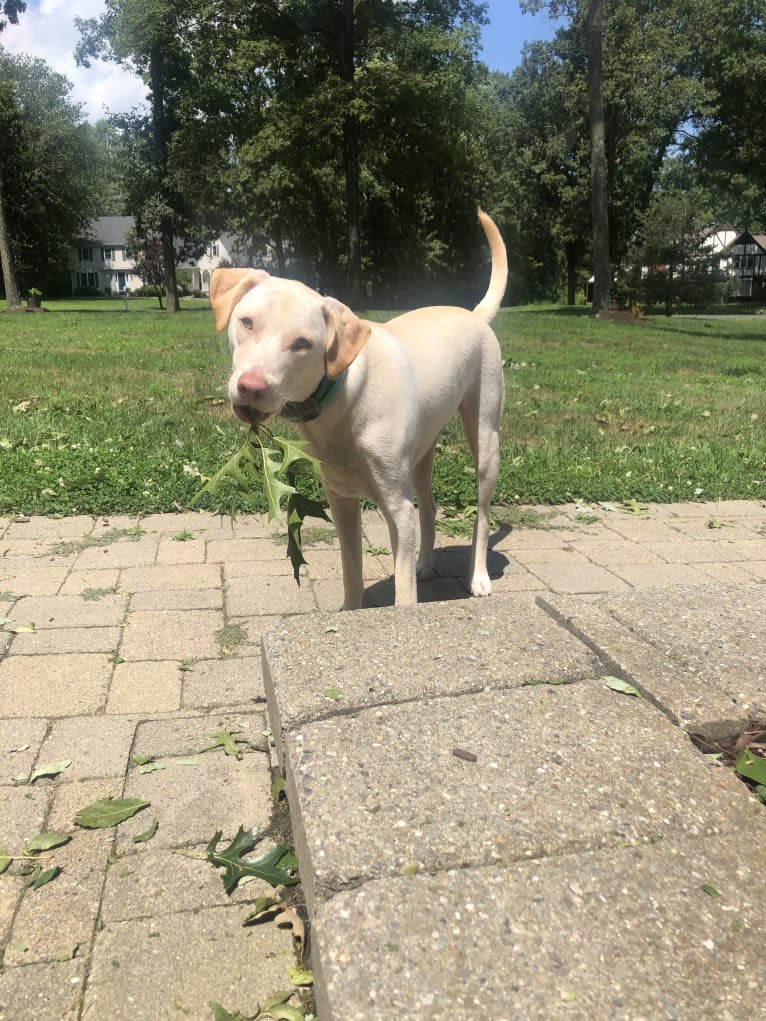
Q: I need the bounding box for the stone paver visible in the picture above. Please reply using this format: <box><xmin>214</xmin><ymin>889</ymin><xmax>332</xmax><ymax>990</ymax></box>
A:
<box><xmin>1</xmin><ymin>503</ymin><xmax>765</xmax><ymax>1021</ymax></box>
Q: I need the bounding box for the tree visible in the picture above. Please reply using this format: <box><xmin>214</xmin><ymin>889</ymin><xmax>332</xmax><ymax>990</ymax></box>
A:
<box><xmin>0</xmin><ymin>1</ymin><xmax>24</xmax><ymax>32</ymax></box>
<box><xmin>585</xmin><ymin>0</ymin><xmax>610</xmax><ymax>313</ymax></box>
<box><xmin>0</xmin><ymin>49</ymin><xmax>99</xmax><ymax>305</ymax></box>
<box><xmin>191</xmin><ymin>0</ymin><xmax>490</xmax><ymax>305</ymax></box>
<box><xmin>130</xmin><ymin>236</ymin><xmax>165</xmax><ymax>306</ymax></box>
<box><xmin>76</xmin><ymin>0</ymin><xmax>208</xmax><ymax>312</ymax></box>
<box><xmin>624</xmin><ymin>184</ymin><xmax>726</xmax><ymax>315</ymax></box>
<box><xmin>0</xmin><ymin>1</ymin><xmax>25</xmax><ymax>308</ymax></box>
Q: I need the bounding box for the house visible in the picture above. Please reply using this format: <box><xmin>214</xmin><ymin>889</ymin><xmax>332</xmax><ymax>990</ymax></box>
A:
<box><xmin>70</xmin><ymin>217</ymin><xmax>245</xmax><ymax>296</ymax></box>
<box><xmin>721</xmin><ymin>231</ymin><xmax>766</xmax><ymax>301</ymax></box>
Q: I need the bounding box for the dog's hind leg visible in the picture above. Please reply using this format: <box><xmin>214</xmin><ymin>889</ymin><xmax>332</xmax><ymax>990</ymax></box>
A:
<box><xmin>412</xmin><ymin>441</ymin><xmax>438</xmax><ymax>581</ymax></box>
<box><xmin>460</xmin><ymin>395</ymin><xmax>502</xmax><ymax>598</ymax></box>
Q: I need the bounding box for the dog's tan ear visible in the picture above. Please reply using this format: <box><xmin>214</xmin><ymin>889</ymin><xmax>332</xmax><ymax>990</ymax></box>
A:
<box><xmin>323</xmin><ymin>298</ymin><xmax>371</xmax><ymax>379</ymax></box>
<box><xmin>210</xmin><ymin>268</ymin><xmax>269</xmax><ymax>333</ymax></box>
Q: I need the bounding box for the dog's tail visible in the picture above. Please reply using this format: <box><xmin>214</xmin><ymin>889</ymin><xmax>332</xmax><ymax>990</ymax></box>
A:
<box><xmin>472</xmin><ymin>208</ymin><xmax>508</xmax><ymax>324</ymax></box>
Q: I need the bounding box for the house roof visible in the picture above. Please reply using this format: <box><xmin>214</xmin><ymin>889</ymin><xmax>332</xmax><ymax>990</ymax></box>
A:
<box><xmin>77</xmin><ymin>216</ymin><xmax>134</xmax><ymax>246</ymax></box>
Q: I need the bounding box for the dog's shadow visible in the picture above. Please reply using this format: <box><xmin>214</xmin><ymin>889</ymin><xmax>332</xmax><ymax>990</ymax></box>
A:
<box><xmin>362</xmin><ymin>526</ymin><xmax>511</xmax><ymax>608</ymax></box>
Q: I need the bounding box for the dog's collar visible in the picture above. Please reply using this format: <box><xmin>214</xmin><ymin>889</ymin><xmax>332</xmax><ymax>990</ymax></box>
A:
<box><xmin>279</xmin><ymin>370</ymin><xmax>348</xmax><ymax>423</ymax></box>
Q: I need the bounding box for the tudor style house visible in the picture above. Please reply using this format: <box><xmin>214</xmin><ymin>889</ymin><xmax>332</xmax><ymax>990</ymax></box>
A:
<box><xmin>70</xmin><ymin>217</ymin><xmax>246</xmax><ymax>296</ymax></box>
<box><xmin>722</xmin><ymin>231</ymin><xmax>766</xmax><ymax>301</ymax></box>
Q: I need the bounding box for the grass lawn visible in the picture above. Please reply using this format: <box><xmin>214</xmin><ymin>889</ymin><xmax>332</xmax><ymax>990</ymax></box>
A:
<box><xmin>0</xmin><ymin>297</ymin><xmax>764</xmax><ymax>517</ymax></box>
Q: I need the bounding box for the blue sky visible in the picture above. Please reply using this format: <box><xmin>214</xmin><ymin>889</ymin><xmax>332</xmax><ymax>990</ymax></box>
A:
<box><xmin>4</xmin><ymin>1</ymin><xmax>561</xmax><ymax>121</ymax></box>
<box><xmin>480</xmin><ymin>0</ymin><xmax>560</xmax><ymax>74</ymax></box>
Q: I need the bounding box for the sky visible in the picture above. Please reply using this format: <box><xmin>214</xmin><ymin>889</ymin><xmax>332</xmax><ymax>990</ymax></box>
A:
<box><xmin>2</xmin><ymin>0</ymin><xmax>560</xmax><ymax>123</ymax></box>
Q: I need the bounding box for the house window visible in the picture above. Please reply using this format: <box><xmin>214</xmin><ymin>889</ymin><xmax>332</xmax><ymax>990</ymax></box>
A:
<box><xmin>77</xmin><ymin>271</ymin><xmax>99</xmax><ymax>289</ymax></box>
<box><xmin>78</xmin><ymin>246</ymin><xmax>94</xmax><ymax>262</ymax></box>
<box><xmin>102</xmin><ymin>246</ymin><xmax>119</xmax><ymax>261</ymax></box>
<box><xmin>209</xmin><ymin>243</ymin><xmax>219</xmax><ymax>258</ymax></box>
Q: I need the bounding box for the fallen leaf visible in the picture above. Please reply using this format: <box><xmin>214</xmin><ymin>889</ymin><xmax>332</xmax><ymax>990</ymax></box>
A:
<box><xmin>130</xmin><ymin>754</ymin><xmax>153</xmax><ymax>767</ymax></box>
<box><xmin>56</xmin><ymin>943</ymin><xmax>79</xmax><ymax>962</ymax></box>
<box><xmin>132</xmin><ymin>819</ymin><xmax>159</xmax><ymax>844</ymax></box>
<box><xmin>275</xmin><ymin>907</ymin><xmax>305</xmax><ymax>948</ymax></box>
<box><xmin>9</xmin><ymin>621</ymin><xmax>35</xmax><ymax>634</ymax></box>
<box><xmin>174</xmin><ymin>758</ymin><xmax>200</xmax><ymax>766</ymax></box>
<box><xmin>271</xmin><ymin>776</ymin><xmax>286</xmax><ymax>802</ymax></box>
<box><xmin>399</xmin><ymin>861</ymin><xmax>421</xmax><ymax>876</ymax></box>
<box><xmin>75</xmin><ymin>798</ymin><xmax>150</xmax><ymax>829</ymax></box>
<box><xmin>0</xmin><ymin>849</ymin><xmax>12</xmax><ymax>874</ymax></box>
<box><xmin>27</xmin><ymin>864</ymin><xmax>61</xmax><ymax>890</ymax></box>
<box><xmin>23</xmin><ymin>832</ymin><xmax>72</xmax><ymax>855</ymax></box>
<box><xmin>202</xmin><ymin>730</ymin><xmax>249</xmax><ymax>758</ymax></box>
<box><xmin>603</xmin><ymin>676</ymin><xmax>642</xmax><ymax>698</ymax></box>
<box><xmin>288</xmin><ymin>967</ymin><xmax>314</xmax><ymax>987</ymax></box>
<box><xmin>323</xmin><ymin>688</ymin><xmax>342</xmax><ymax>701</ymax></box>
<box><xmin>701</xmin><ymin>884</ymin><xmax>721</xmax><ymax>898</ymax></box>
<box><xmin>209</xmin><ymin>1004</ymin><xmax>238</xmax><ymax>1021</ymax></box>
<box><xmin>735</xmin><ymin>748</ymin><xmax>766</xmax><ymax>786</ymax></box>
<box><xmin>205</xmin><ymin>827</ymin><xmax>299</xmax><ymax>893</ymax></box>
<box><xmin>29</xmin><ymin>759</ymin><xmax>71</xmax><ymax>783</ymax></box>
<box><xmin>136</xmin><ymin>761</ymin><xmax>166</xmax><ymax>774</ymax></box>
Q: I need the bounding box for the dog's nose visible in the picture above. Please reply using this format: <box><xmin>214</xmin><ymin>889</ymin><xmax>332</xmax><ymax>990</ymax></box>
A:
<box><xmin>237</xmin><ymin>370</ymin><xmax>268</xmax><ymax>400</ymax></box>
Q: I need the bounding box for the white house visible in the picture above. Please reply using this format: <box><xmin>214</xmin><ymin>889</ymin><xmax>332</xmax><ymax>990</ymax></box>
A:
<box><xmin>70</xmin><ymin>217</ymin><xmax>245</xmax><ymax>296</ymax></box>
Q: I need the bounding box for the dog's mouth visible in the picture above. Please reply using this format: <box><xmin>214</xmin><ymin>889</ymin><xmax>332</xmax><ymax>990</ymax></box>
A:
<box><xmin>231</xmin><ymin>403</ymin><xmax>272</xmax><ymax>426</ymax></box>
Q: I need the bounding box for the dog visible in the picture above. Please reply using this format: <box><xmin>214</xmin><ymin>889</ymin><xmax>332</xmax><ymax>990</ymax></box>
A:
<box><xmin>210</xmin><ymin>209</ymin><xmax>507</xmax><ymax>610</ymax></box>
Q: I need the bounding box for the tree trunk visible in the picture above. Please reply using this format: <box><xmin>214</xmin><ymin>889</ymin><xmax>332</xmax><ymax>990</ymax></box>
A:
<box><xmin>565</xmin><ymin>242</ymin><xmax>578</xmax><ymax>306</ymax></box>
<box><xmin>585</xmin><ymin>0</ymin><xmax>611</xmax><ymax>316</ymax></box>
<box><xmin>0</xmin><ymin>166</ymin><xmax>22</xmax><ymax>310</ymax></box>
<box><xmin>150</xmin><ymin>43</ymin><xmax>179</xmax><ymax>313</ymax></box>
<box><xmin>340</xmin><ymin>0</ymin><xmax>364</xmax><ymax>308</ymax></box>
<box><xmin>161</xmin><ymin>216</ymin><xmax>179</xmax><ymax>312</ymax></box>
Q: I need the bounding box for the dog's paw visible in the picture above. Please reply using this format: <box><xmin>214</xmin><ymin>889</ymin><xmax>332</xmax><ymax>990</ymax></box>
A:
<box><xmin>469</xmin><ymin>575</ymin><xmax>492</xmax><ymax>597</ymax></box>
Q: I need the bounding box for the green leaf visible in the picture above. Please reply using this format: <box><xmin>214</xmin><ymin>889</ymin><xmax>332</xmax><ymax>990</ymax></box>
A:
<box><xmin>209</xmin><ymin>1004</ymin><xmax>238</xmax><ymax>1021</ymax></box>
<box><xmin>132</xmin><ymin>819</ymin><xmax>159</xmax><ymax>844</ymax></box>
<box><xmin>205</xmin><ymin>827</ymin><xmax>299</xmax><ymax>893</ymax></box>
<box><xmin>29</xmin><ymin>759</ymin><xmax>71</xmax><ymax>783</ymax></box>
<box><xmin>136</xmin><ymin>761</ymin><xmax>166</xmax><ymax>774</ymax></box>
<box><xmin>734</xmin><ymin>748</ymin><xmax>766</xmax><ymax>786</ymax></box>
<box><xmin>23</xmin><ymin>832</ymin><xmax>72</xmax><ymax>855</ymax></box>
<box><xmin>27</xmin><ymin>864</ymin><xmax>62</xmax><ymax>890</ymax></box>
<box><xmin>701</xmin><ymin>884</ymin><xmax>721</xmax><ymax>898</ymax></box>
<box><xmin>130</xmin><ymin>754</ymin><xmax>153</xmax><ymax>767</ymax></box>
<box><xmin>323</xmin><ymin>688</ymin><xmax>342</xmax><ymax>701</ymax></box>
<box><xmin>74</xmin><ymin>798</ymin><xmax>150</xmax><ymax>829</ymax></box>
<box><xmin>288</xmin><ymin>967</ymin><xmax>314</xmax><ymax>987</ymax></box>
<box><xmin>285</xmin><ymin>489</ymin><xmax>332</xmax><ymax>582</ymax></box>
<box><xmin>56</xmin><ymin>943</ymin><xmax>79</xmax><ymax>962</ymax></box>
<box><xmin>260</xmin><ymin>991</ymin><xmax>294</xmax><ymax>1013</ymax></box>
<box><xmin>603</xmin><ymin>676</ymin><xmax>642</xmax><ymax>698</ymax></box>
<box><xmin>9</xmin><ymin>621</ymin><xmax>35</xmax><ymax>634</ymax></box>
<box><xmin>0</xmin><ymin>849</ymin><xmax>12</xmax><ymax>874</ymax></box>
<box><xmin>202</xmin><ymin>730</ymin><xmax>249</xmax><ymax>758</ymax></box>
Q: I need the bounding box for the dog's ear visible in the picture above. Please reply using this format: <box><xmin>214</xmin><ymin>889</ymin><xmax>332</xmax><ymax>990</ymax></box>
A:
<box><xmin>210</xmin><ymin>268</ymin><xmax>269</xmax><ymax>333</ymax></box>
<box><xmin>323</xmin><ymin>298</ymin><xmax>371</xmax><ymax>379</ymax></box>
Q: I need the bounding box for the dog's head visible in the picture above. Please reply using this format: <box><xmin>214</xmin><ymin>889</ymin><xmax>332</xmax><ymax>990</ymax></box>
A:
<box><xmin>210</xmin><ymin>269</ymin><xmax>371</xmax><ymax>426</ymax></box>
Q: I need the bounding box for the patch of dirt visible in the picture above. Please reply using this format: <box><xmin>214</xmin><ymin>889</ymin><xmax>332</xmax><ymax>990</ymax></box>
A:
<box><xmin>690</xmin><ymin>726</ymin><xmax>766</xmax><ymax>805</ymax></box>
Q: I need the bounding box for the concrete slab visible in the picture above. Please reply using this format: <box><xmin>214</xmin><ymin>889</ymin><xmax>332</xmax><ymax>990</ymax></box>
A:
<box><xmin>130</xmin><ymin>588</ymin><xmax>223</xmax><ymax>612</ymax></box>
<box><xmin>5</xmin><ymin>779</ymin><xmax>116</xmax><ymax>967</ymax></box>
<box><xmin>284</xmin><ymin>680</ymin><xmax>761</xmax><ymax>911</ymax></box>
<box><xmin>0</xmin><ymin>959</ymin><xmax>84</xmax><ymax>1021</ymax></box>
<box><xmin>106</xmin><ymin>661</ymin><xmax>183</xmax><ymax>714</ymax></box>
<box><xmin>181</xmin><ymin>657</ymin><xmax>266</xmax><ymax>708</ymax></box>
<box><xmin>37</xmin><ymin>715</ymin><xmax>138</xmax><ymax>782</ymax></box>
<box><xmin>118</xmin><ymin>608</ymin><xmax>224</xmax><ymax>661</ymax></box>
<box><xmin>119</xmin><ymin>563</ymin><xmax>222</xmax><ymax>593</ymax></box>
<box><xmin>0</xmin><ymin>654</ymin><xmax>112</xmax><ymax>717</ymax></box>
<box><xmin>540</xmin><ymin>582</ymin><xmax>766</xmax><ymax>734</ymax></box>
<box><xmin>115</xmin><ymin>747</ymin><xmax>272</xmax><ymax>852</ymax></box>
<box><xmin>7</xmin><ymin>626</ymin><xmax>121</xmax><ymax>656</ymax></box>
<box><xmin>226</xmin><ymin>573</ymin><xmax>317</xmax><ymax>617</ymax></box>
<box><xmin>82</xmin><ymin>904</ymin><xmax>295</xmax><ymax>1021</ymax></box>
<box><xmin>9</xmin><ymin>594</ymin><xmax>127</xmax><ymax>630</ymax></box>
<box><xmin>0</xmin><ymin>719</ymin><xmax>48</xmax><ymax>784</ymax></box>
<box><xmin>263</xmin><ymin>599</ymin><xmax>603</xmax><ymax>766</ymax></box>
<box><xmin>311</xmin><ymin>833</ymin><xmax>766</xmax><ymax>1021</ymax></box>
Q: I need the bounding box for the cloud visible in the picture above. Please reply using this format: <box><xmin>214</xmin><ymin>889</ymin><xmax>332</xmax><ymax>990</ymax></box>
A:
<box><xmin>2</xmin><ymin>0</ymin><xmax>148</xmax><ymax>121</ymax></box>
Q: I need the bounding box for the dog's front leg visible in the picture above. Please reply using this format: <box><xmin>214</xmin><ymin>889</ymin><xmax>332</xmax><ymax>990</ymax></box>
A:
<box><xmin>378</xmin><ymin>495</ymin><xmax>418</xmax><ymax>606</ymax></box>
<box><xmin>326</xmin><ymin>490</ymin><xmax>365</xmax><ymax>610</ymax></box>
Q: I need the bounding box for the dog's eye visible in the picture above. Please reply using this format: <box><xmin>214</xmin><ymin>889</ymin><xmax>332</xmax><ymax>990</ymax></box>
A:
<box><xmin>291</xmin><ymin>337</ymin><xmax>312</xmax><ymax>352</ymax></box>
<box><xmin>239</xmin><ymin>316</ymin><xmax>254</xmax><ymax>331</ymax></box>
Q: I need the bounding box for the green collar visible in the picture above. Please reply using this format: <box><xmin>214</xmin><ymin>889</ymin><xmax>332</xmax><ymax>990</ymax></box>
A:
<box><xmin>279</xmin><ymin>370</ymin><xmax>348</xmax><ymax>423</ymax></box>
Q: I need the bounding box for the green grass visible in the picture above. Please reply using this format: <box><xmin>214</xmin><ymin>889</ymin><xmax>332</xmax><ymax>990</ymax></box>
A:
<box><xmin>0</xmin><ymin>299</ymin><xmax>764</xmax><ymax>516</ymax></box>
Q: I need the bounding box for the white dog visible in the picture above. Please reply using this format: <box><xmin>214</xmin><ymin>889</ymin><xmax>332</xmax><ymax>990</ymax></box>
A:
<box><xmin>211</xmin><ymin>209</ymin><xmax>507</xmax><ymax>610</ymax></box>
